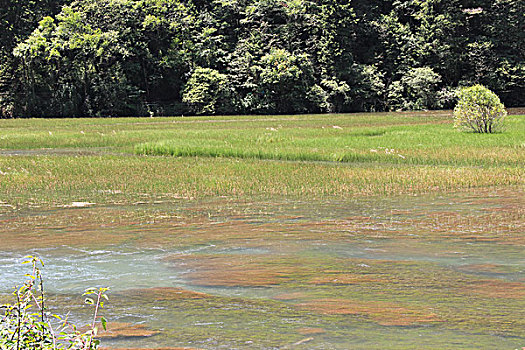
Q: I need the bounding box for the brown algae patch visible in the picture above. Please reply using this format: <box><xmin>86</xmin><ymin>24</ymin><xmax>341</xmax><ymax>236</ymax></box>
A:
<box><xmin>166</xmin><ymin>254</ymin><xmax>306</xmax><ymax>287</ymax></box>
<box><xmin>0</xmin><ymin>207</ymin><xmax>140</xmax><ymax>250</ymax></box>
<box><xmin>272</xmin><ymin>292</ymin><xmax>308</xmax><ymax>301</ymax></box>
<box><xmin>1</xmin><ymin>189</ymin><xmax>524</xmax><ymax>346</ymax></box>
<box><xmin>0</xmin><ymin>229</ymin><xmax>132</xmax><ymax>251</ymax></box>
<box><xmin>123</xmin><ymin>287</ymin><xmax>210</xmax><ymax>301</ymax></box>
<box><xmin>460</xmin><ymin>280</ymin><xmax>525</xmax><ymax>299</ymax></box>
<box><xmin>0</xmin><ymin>205</ymin><xmax>209</xmax><ymax>250</ymax></box>
<box><xmin>137</xmin><ymin>219</ymin><xmax>357</xmax><ymax>251</ymax></box>
<box><xmin>457</xmin><ymin>263</ymin><xmax>517</xmax><ymax>275</ymax></box>
<box><xmin>3</xmin><ymin>188</ymin><xmax>522</xmax><ymax>253</ymax></box>
<box><xmin>309</xmin><ymin>273</ymin><xmax>383</xmax><ymax>285</ymax></box>
<box><xmin>102</xmin><ymin>348</ymin><xmax>202</xmax><ymax>350</ymax></box>
<box><xmin>95</xmin><ymin>322</ymin><xmax>159</xmax><ymax>339</ymax></box>
<box><xmin>345</xmin><ymin>207</ymin><xmax>525</xmax><ymax>244</ymax></box>
<box><xmin>297</xmin><ymin>298</ymin><xmax>442</xmax><ymax>326</ymax></box>
<box><xmin>297</xmin><ymin>327</ymin><xmax>326</xmax><ymax>335</ymax></box>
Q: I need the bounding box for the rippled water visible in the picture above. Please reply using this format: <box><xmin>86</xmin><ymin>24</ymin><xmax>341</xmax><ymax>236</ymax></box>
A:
<box><xmin>1</xmin><ymin>190</ymin><xmax>524</xmax><ymax>349</ymax></box>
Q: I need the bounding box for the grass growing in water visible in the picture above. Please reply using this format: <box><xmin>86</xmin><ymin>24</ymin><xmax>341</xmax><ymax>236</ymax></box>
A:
<box><xmin>0</xmin><ymin>111</ymin><xmax>523</xmax><ymax>208</ymax></box>
<box><xmin>0</xmin><ymin>155</ymin><xmax>523</xmax><ymax>209</ymax></box>
<box><xmin>134</xmin><ymin>112</ymin><xmax>525</xmax><ymax>167</ymax></box>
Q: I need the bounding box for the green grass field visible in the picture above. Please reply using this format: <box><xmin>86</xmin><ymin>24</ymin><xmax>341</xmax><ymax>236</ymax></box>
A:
<box><xmin>1</xmin><ymin>111</ymin><xmax>523</xmax><ymax>208</ymax></box>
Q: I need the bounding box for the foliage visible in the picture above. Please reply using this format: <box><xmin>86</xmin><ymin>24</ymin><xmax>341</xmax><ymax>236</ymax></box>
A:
<box><xmin>10</xmin><ymin>0</ymin><xmax>194</xmax><ymax>117</ymax></box>
<box><xmin>183</xmin><ymin>67</ymin><xmax>232</xmax><ymax>115</ymax></box>
<box><xmin>1</xmin><ymin>0</ymin><xmax>524</xmax><ymax>116</ymax></box>
<box><xmin>0</xmin><ymin>256</ymin><xmax>109</xmax><ymax>349</ymax></box>
<box><xmin>352</xmin><ymin>64</ymin><xmax>386</xmax><ymax>112</ymax></box>
<box><xmin>316</xmin><ymin>78</ymin><xmax>351</xmax><ymax>113</ymax></box>
<box><xmin>401</xmin><ymin>67</ymin><xmax>442</xmax><ymax>110</ymax></box>
<box><xmin>453</xmin><ymin>85</ymin><xmax>507</xmax><ymax>133</ymax></box>
<box><xmin>0</xmin><ymin>0</ymin><xmax>69</xmax><ymax>117</ymax></box>
<box><xmin>254</xmin><ymin>49</ymin><xmax>316</xmax><ymax>114</ymax></box>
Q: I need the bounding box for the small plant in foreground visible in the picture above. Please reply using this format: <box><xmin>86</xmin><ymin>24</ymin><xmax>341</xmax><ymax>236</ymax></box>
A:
<box><xmin>0</xmin><ymin>256</ymin><xmax>108</xmax><ymax>350</ymax></box>
<box><xmin>453</xmin><ymin>84</ymin><xmax>507</xmax><ymax>133</ymax></box>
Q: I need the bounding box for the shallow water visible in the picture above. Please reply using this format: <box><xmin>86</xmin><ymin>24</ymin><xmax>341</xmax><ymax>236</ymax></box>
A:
<box><xmin>1</xmin><ymin>189</ymin><xmax>524</xmax><ymax>349</ymax></box>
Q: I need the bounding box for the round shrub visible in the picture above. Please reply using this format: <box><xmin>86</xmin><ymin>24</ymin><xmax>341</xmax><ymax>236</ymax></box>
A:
<box><xmin>453</xmin><ymin>85</ymin><xmax>507</xmax><ymax>133</ymax></box>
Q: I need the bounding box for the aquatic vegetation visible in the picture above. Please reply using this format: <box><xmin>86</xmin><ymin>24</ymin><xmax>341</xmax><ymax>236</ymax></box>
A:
<box><xmin>166</xmin><ymin>254</ymin><xmax>309</xmax><ymax>287</ymax></box>
<box><xmin>0</xmin><ymin>191</ymin><xmax>524</xmax><ymax>348</ymax></box>
<box><xmin>459</xmin><ymin>280</ymin><xmax>525</xmax><ymax>299</ymax></box>
<box><xmin>296</xmin><ymin>298</ymin><xmax>442</xmax><ymax>326</ymax></box>
<box><xmin>296</xmin><ymin>328</ymin><xmax>325</xmax><ymax>335</ymax></box>
<box><xmin>0</xmin><ymin>155</ymin><xmax>523</xmax><ymax>210</ymax></box>
<box><xmin>0</xmin><ymin>112</ymin><xmax>524</xmax><ymax>209</ymax></box>
<box><xmin>308</xmin><ymin>273</ymin><xmax>383</xmax><ymax>285</ymax></box>
<box><xmin>100</xmin><ymin>348</ymin><xmax>201</xmax><ymax>350</ymax></box>
<box><xmin>134</xmin><ymin>113</ymin><xmax>524</xmax><ymax>167</ymax></box>
<box><xmin>123</xmin><ymin>288</ymin><xmax>210</xmax><ymax>301</ymax></box>
<box><xmin>94</xmin><ymin>322</ymin><xmax>158</xmax><ymax>339</ymax></box>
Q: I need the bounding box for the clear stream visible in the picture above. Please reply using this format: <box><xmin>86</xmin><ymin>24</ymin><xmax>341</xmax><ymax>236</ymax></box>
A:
<box><xmin>1</xmin><ymin>190</ymin><xmax>524</xmax><ymax>349</ymax></box>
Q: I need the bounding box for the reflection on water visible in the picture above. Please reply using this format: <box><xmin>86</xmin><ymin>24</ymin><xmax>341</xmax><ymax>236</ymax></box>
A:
<box><xmin>0</xmin><ymin>189</ymin><xmax>524</xmax><ymax>349</ymax></box>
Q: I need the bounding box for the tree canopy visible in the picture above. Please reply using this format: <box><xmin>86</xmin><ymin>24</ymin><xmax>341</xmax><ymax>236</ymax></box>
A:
<box><xmin>1</xmin><ymin>0</ymin><xmax>523</xmax><ymax>117</ymax></box>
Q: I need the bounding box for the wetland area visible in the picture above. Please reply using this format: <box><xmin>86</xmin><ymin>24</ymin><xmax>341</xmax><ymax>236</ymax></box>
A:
<box><xmin>1</xmin><ymin>112</ymin><xmax>524</xmax><ymax>349</ymax></box>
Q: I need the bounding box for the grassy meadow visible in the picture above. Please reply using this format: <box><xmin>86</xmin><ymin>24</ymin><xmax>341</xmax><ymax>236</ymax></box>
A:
<box><xmin>0</xmin><ymin>110</ymin><xmax>523</xmax><ymax>208</ymax></box>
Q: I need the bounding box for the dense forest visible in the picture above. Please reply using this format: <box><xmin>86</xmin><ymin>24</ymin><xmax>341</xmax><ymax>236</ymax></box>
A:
<box><xmin>0</xmin><ymin>0</ymin><xmax>523</xmax><ymax>117</ymax></box>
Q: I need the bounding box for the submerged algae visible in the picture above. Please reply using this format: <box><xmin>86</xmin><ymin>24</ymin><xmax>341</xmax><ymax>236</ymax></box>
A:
<box><xmin>0</xmin><ymin>188</ymin><xmax>524</xmax><ymax>349</ymax></box>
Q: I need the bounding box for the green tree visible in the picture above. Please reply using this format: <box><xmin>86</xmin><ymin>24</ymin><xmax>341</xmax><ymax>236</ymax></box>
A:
<box><xmin>0</xmin><ymin>0</ymin><xmax>69</xmax><ymax>116</ymax></box>
<box><xmin>11</xmin><ymin>0</ymin><xmax>195</xmax><ymax>117</ymax></box>
<box><xmin>400</xmin><ymin>67</ymin><xmax>442</xmax><ymax>110</ymax></box>
<box><xmin>317</xmin><ymin>78</ymin><xmax>351</xmax><ymax>113</ymax></box>
<box><xmin>183</xmin><ymin>67</ymin><xmax>232</xmax><ymax>114</ymax></box>
<box><xmin>2</xmin><ymin>0</ymin><xmax>524</xmax><ymax>116</ymax></box>
<box><xmin>254</xmin><ymin>48</ymin><xmax>316</xmax><ymax>114</ymax></box>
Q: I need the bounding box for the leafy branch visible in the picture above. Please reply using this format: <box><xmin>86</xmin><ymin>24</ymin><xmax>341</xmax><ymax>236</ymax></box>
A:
<box><xmin>0</xmin><ymin>256</ymin><xmax>109</xmax><ymax>350</ymax></box>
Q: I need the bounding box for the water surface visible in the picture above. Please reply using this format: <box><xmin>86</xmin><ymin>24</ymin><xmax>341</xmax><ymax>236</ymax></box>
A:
<box><xmin>1</xmin><ymin>189</ymin><xmax>523</xmax><ymax>349</ymax></box>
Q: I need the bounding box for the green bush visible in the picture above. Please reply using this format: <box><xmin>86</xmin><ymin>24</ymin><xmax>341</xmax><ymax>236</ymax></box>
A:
<box><xmin>0</xmin><ymin>256</ymin><xmax>108</xmax><ymax>349</ymax></box>
<box><xmin>453</xmin><ymin>85</ymin><xmax>507</xmax><ymax>133</ymax></box>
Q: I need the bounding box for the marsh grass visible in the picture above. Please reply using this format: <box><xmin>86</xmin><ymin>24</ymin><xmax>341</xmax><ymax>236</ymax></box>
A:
<box><xmin>1</xmin><ymin>111</ymin><xmax>523</xmax><ymax>167</ymax></box>
<box><xmin>134</xmin><ymin>115</ymin><xmax>524</xmax><ymax>167</ymax></box>
<box><xmin>0</xmin><ymin>111</ymin><xmax>524</xmax><ymax>208</ymax></box>
<box><xmin>0</xmin><ymin>155</ymin><xmax>523</xmax><ymax>209</ymax></box>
